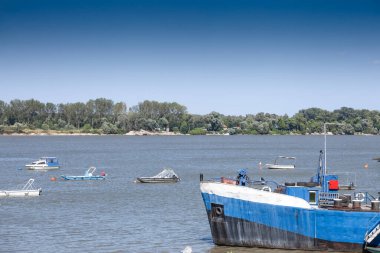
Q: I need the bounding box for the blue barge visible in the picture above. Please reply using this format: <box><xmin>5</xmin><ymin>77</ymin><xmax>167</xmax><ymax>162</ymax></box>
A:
<box><xmin>201</xmin><ymin>153</ymin><xmax>380</xmax><ymax>252</ymax></box>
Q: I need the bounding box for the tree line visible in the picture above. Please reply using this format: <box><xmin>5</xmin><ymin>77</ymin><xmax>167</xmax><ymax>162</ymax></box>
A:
<box><xmin>0</xmin><ymin>98</ymin><xmax>379</xmax><ymax>135</ymax></box>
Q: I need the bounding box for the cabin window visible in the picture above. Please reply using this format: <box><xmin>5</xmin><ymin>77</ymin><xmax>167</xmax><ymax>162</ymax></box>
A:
<box><xmin>309</xmin><ymin>191</ymin><xmax>317</xmax><ymax>204</ymax></box>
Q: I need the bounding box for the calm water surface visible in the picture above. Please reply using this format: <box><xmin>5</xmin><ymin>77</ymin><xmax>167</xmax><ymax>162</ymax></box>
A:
<box><xmin>0</xmin><ymin>135</ymin><xmax>379</xmax><ymax>253</ymax></box>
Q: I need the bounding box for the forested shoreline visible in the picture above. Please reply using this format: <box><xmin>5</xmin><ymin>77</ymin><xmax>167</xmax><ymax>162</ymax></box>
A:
<box><xmin>0</xmin><ymin>98</ymin><xmax>379</xmax><ymax>135</ymax></box>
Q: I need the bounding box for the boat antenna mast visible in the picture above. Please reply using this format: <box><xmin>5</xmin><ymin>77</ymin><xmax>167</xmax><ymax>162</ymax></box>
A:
<box><xmin>323</xmin><ymin>122</ymin><xmax>344</xmax><ymax>175</ymax></box>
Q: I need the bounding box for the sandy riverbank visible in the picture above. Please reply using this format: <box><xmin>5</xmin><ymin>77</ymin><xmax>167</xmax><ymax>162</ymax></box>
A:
<box><xmin>124</xmin><ymin>130</ymin><xmax>183</xmax><ymax>136</ymax></box>
<box><xmin>1</xmin><ymin>129</ymin><xmax>183</xmax><ymax>136</ymax></box>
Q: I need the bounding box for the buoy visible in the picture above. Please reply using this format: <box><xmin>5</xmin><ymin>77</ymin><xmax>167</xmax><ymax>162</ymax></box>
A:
<box><xmin>364</xmin><ymin>163</ymin><xmax>369</xmax><ymax>169</ymax></box>
<box><xmin>50</xmin><ymin>176</ymin><xmax>57</xmax><ymax>182</ymax></box>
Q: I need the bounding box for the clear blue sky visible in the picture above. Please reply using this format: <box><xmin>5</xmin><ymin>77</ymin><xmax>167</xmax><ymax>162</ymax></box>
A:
<box><xmin>1</xmin><ymin>0</ymin><xmax>379</xmax><ymax>116</ymax></box>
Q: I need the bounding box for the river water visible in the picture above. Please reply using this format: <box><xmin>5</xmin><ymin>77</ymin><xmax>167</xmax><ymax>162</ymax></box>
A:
<box><xmin>0</xmin><ymin>135</ymin><xmax>379</xmax><ymax>253</ymax></box>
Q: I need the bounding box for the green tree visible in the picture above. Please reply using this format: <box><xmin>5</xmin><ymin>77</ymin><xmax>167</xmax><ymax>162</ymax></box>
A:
<box><xmin>180</xmin><ymin>121</ymin><xmax>189</xmax><ymax>134</ymax></box>
<box><xmin>158</xmin><ymin>117</ymin><xmax>169</xmax><ymax>130</ymax></box>
<box><xmin>0</xmin><ymin>100</ymin><xmax>7</xmax><ymax>124</ymax></box>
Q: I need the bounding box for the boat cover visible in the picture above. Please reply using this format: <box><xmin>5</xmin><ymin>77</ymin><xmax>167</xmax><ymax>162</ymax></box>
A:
<box><xmin>152</xmin><ymin>169</ymin><xmax>179</xmax><ymax>178</ymax></box>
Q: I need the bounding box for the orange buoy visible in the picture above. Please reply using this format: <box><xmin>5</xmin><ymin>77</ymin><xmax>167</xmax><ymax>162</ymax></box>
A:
<box><xmin>50</xmin><ymin>176</ymin><xmax>57</xmax><ymax>181</ymax></box>
<box><xmin>364</xmin><ymin>163</ymin><xmax>369</xmax><ymax>169</ymax></box>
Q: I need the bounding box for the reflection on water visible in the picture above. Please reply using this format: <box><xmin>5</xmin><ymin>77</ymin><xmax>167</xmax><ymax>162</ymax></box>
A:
<box><xmin>0</xmin><ymin>157</ymin><xmax>32</xmax><ymax>162</ymax></box>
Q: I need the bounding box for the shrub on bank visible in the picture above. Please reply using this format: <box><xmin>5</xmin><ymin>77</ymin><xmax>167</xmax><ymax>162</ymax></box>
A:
<box><xmin>189</xmin><ymin>128</ymin><xmax>207</xmax><ymax>135</ymax></box>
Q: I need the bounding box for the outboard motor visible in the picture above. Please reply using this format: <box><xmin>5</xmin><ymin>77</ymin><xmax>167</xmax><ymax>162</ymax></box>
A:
<box><xmin>236</xmin><ymin>169</ymin><xmax>249</xmax><ymax>186</ymax></box>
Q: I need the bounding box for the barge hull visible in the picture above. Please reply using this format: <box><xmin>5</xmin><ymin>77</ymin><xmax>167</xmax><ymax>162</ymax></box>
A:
<box><xmin>201</xmin><ymin>182</ymin><xmax>380</xmax><ymax>252</ymax></box>
<box><xmin>206</xmin><ymin>210</ymin><xmax>362</xmax><ymax>251</ymax></box>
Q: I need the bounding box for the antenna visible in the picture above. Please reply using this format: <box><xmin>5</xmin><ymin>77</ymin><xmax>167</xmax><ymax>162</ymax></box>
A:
<box><xmin>323</xmin><ymin>122</ymin><xmax>344</xmax><ymax>174</ymax></box>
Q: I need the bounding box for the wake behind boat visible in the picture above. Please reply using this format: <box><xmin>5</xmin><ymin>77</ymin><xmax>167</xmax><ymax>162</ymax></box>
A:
<box><xmin>61</xmin><ymin>167</ymin><xmax>106</xmax><ymax>181</ymax></box>
<box><xmin>0</xmin><ymin>178</ymin><xmax>42</xmax><ymax>197</ymax></box>
<box><xmin>136</xmin><ymin>168</ymin><xmax>180</xmax><ymax>183</ymax></box>
<box><xmin>25</xmin><ymin>157</ymin><xmax>60</xmax><ymax>170</ymax></box>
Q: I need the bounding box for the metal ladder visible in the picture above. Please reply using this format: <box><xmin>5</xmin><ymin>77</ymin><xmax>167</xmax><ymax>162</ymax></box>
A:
<box><xmin>22</xmin><ymin>179</ymin><xmax>35</xmax><ymax>190</ymax></box>
<box><xmin>365</xmin><ymin>214</ymin><xmax>380</xmax><ymax>245</ymax></box>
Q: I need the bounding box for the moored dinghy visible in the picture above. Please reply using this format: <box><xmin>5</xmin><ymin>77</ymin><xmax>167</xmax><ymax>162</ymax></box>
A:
<box><xmin>137</xmin><ymin>168</ymin><xmax>180</xmax><ymax>183</ymax></box>
<box><xmin>61</xmin><ymin>167</ymin><xmax>106</xmax><ymax>180</ymax></box>
<box><xmin>0</xmin><ymin>178</ymin><xmax>42</xmax><ymax>197</ymax></box>
<box><xmin>265</xmin><ymin>156</ymin><xmax>296</xmax><ymax>169</ymax></box>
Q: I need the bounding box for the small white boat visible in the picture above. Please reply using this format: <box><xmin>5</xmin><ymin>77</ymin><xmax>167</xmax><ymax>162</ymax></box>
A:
<box><xmin>61</xmin><ymin>167</ymin><xmax>106</xmax><ymax>181</ymax></box>
<box><xmin>136</xmin><ymin>168</ymin><xmax>180</xmax><ymax>183</ymax></box>
<box><xmin>266</xmin><ymin>156</ymin><xmax>296</xmax><ymax>169</ymax></box>
<box><xmin>25</xmin><ymin>157</ymin><xmax>60</xmax><ymax>170</ymax></box>
<box><xmin>0</xmin><ymin>179</ymin><xmax>42</xmax><ymax>197</ymax></box>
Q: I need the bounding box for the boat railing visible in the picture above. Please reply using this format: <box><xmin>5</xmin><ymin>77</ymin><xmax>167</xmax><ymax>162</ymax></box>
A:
<box><xmin>86</xmin><ymin>167</ymin><xmax>97</xmax><ymax>175</ymax></box>
<box><xmin>274</xmin><ymin>156</ymin><xmax>296</xmax><ymax>165</ymax></box>
<box><xmin>207</xmin><ymin>176</ymin><xmax>279</xmax><ymax>190</ymax></box>
<box><xmin>319</xmin><ymin>192</ymin><xmax>340</xmax><ymax>206</ymax></box>
<box><xmin>22</xmin><ymin>179</ymin><xmax>36</xmax><ymax>190</ymax></box>
<box><xmin>354</xmin><ymin>191</ymin><xmax>377</xmax><ymax>205</ymax></box>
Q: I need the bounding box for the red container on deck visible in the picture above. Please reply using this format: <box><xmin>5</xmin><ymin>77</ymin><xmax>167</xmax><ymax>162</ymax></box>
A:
<box><xmin>221</xmin><ymin>177</ymin><xmax>237</xmax><ymax>185</ymax></box>
<box><xmin>329</xmin><ymin>180</ymin><xmax>339</xmax><ymax>190</ymax></box>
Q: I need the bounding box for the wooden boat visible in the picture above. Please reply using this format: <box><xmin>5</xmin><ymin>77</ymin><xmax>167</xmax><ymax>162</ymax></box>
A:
<box><xmin>136</xmin><ymin>168</ymin><xmax>180</xmax><ymax>183</ymax></box>
<box><xmin>265</xmin><ymin>156</ymin><xmax>296</xmax><ymax>169</ymax></box>
<box><xmin>61</xmin><ymin>167</ymin><xmax>106</xmax><ymax>180</ymax></box>
<box><xmin>0</xmin><ymin>179</ymin><xmax>42</xmax><ymax>197</ymax></box>
<box><xmin>25</xmin><ymin>157</ymin><xmax>60</xmax><ymax>170</ymax></box>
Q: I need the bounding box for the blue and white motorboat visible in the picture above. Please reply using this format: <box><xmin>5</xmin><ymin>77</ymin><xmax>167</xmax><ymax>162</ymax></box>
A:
<box><xmin>200</xmin><ymin>124</ymin><xmax>380</xmax><ymax>252</ymax></box>
<box><xmin>61</xmin><ymin>167</ymin><xmax>106</xmax><ymax>181</ymax></box>
<box><xmin>25</xmin><ymin>157</ymin><xmax>60</xmax><ymax>170</ymax></box>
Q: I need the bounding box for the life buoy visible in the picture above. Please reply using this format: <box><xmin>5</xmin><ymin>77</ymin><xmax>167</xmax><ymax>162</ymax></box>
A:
<box><xmin>262</xmin><ymin>186</ymin><xmax>272</xmax><ymax>192</ymax></box>
<box><xmin>355</xmin><ymin>192</ymin><xmax>365</xmax><ymax>201</ymax></box>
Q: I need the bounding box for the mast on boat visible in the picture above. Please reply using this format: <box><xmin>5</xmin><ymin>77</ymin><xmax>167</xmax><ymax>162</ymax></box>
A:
<box><xmin>323</xmin><ymin>122</ymin><xmax>344</xmax><ymax>175</ymax></box>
